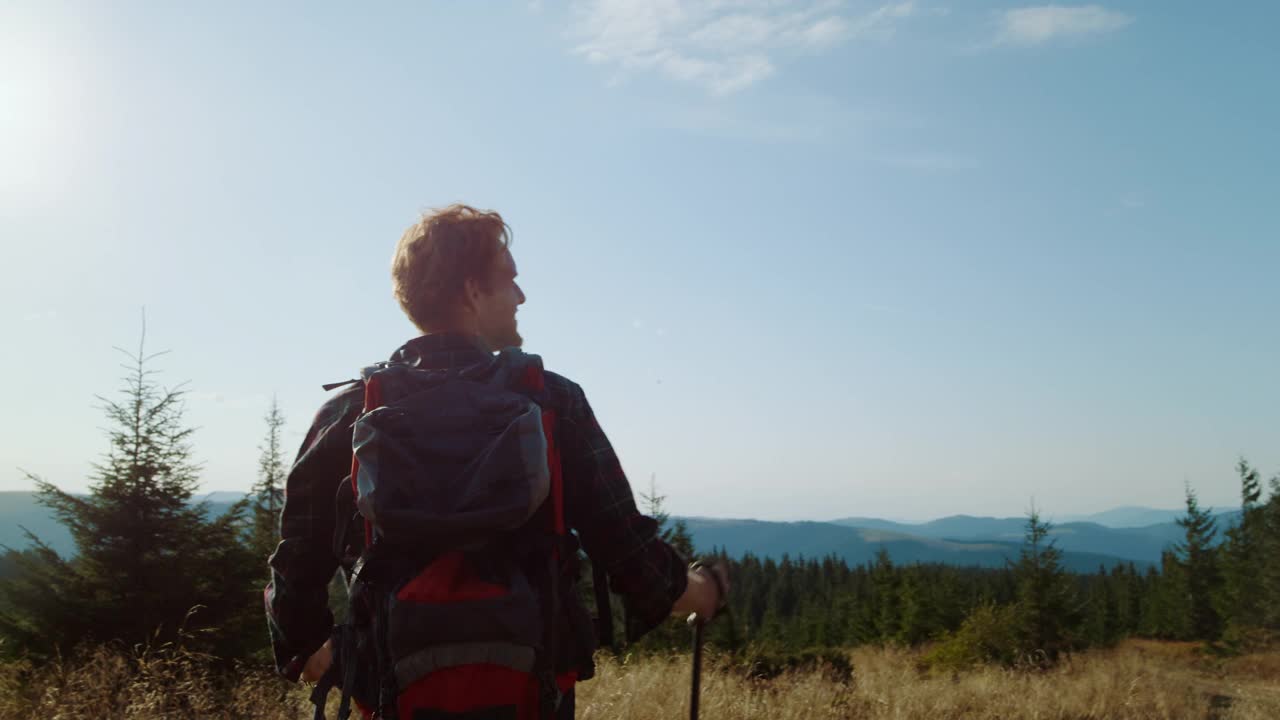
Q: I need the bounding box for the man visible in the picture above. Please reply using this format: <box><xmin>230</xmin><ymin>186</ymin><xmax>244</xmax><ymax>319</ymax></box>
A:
<box><xmin>265</xmin><ymin>204</ymin><xmax>727</xmax><ymax>716</ymax></box>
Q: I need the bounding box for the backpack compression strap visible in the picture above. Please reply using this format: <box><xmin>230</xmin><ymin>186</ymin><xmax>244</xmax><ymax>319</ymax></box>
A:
<box><xmin>353</xmin><ymin>374</ymin><xmax>384</xmax><ymax>548</ymax></box>
<box><xmin>516</xmin><ymin>361</ymin><xmax>565</xmax><ymax>542</ymax></box>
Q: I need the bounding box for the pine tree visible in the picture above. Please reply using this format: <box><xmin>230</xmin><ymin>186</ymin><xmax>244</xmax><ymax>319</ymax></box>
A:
<box><xmin>869</xmin><ymin>548</ymin><xmax>900</xmax><ymax>642</ymax></box>
<box><xmin>704</xmin><ymin>546</ymin><xmax>741</xmax><ymax>652</ymax></box>
<box><xmin>1109</xmin><ymin>563</ymin><xmax>1140</xmax><ymax>638</ymax></box>
<box><xmin>0</xmin><ymin>540</ymin><xmax>91</xmax><ymax>658</ymax></box>
<box><xmin>0</xmin><ymin>321</ymin><xmax>258</xmax><ymax>658</ymax></box>
<box><xmin>1218</xmin><ymin>459</ymin><xmax>1267</xmax><ymax>643</ymax></box>
<box><xmin>896</xmin><ymin>566</ymin><xmax>942</xmax><ymax>645</ymax></box>
<box><xmin>1262</xmin><ymin>473</ymin><xmax>1280</xmax><ymax>630</ymax></box>
<box><xmin>1079</xmin><ymin>567</ymin><xmax>1119</xmax><ymax>647</ymax></box>
<box><xmin>249</xmin><ymin>396</ymin><xmax>287</xmax><ymax>563</ymax></box>
<box><xmin>1140</xmin><ymin>551</ymin><xmax>1191</xmax><ymax>639</ymax></box>
<box><xmin>1174</xmin><ymin>485</ymin><xmax>1222</xmax><ymax>641</ymax></box>
<box><xmin>1010</xmin><ymin>508</ymin><xmax>1078</xmax><ymax>665</ymax></box>
<box><xmin>741</xmin><ymin>553</ymin><xmax>770</xmax><ymax>642</ymax></box>
<box><xmin>639</xmin><ymin>474</ymin><xmax>695</xmax><ymax>558</ymax></box>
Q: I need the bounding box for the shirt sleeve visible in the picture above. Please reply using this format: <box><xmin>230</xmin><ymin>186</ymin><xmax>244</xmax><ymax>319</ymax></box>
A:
<box><xmin>264</xmin><ymin>388</ymin><xmax>361</xmax><ymax>680</ymax></box>
<box><xmin>557</xmin><ymin>382</ymin><xmax>689</xmax><ymax>641</ymax></box>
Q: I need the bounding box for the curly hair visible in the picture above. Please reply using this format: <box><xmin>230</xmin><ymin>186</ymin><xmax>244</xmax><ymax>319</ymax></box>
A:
<box><xmin>391</xmin><ymin>204</ymin><xmax>512</xmax><ymax>332</ymax></box>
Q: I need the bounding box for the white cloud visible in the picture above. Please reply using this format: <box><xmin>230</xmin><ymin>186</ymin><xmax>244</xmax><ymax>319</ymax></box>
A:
<box><xmin>997</xmin><ymin>5</ymin><xmax>1133</xmax><ymax>47</ymax></box>
<box><xmin>848</xmin><ymin>0</ymin><xmax>925</xmax><ymax>36</ymax></box>
<box><xmin>663</xmin><ymin>51</ymin><xmax>775</xmax><ymax>95</ymax></box>
<box><xmin>798</xmin><ymin>15</ymin><xmax>849</xmax><ymax>47</ymax></box>
<box><xmin>571</xmin><ymin>1</ymin><xmax>927</xmax><ymax>95</ymax></box>
<box><xmin>688</xmin><ymin>13</ymin><xmax>780</xmax><ymax>50</ymax></box>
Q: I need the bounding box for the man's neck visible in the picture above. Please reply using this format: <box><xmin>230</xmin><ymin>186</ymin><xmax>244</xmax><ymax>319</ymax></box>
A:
<box><xmin>422</xmin><ymin>330</ymin><xmax>492</xmax><ymax>352</ymax></box>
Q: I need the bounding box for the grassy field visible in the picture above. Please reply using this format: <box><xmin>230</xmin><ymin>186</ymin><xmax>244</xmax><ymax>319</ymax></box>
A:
<box><xmin>2</xmin><ymin>639</ymin><xmax>1277</xmax><ymax>719</ymax></box>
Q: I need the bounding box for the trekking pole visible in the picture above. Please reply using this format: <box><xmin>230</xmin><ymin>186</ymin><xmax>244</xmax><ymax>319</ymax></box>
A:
<box><xmin>686</xmin><ymin>613</ymin><xmax>705</xmax><ymax>720</ymax></box>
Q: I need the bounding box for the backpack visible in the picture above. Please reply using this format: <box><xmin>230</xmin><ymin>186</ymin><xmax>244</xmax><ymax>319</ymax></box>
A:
<box><xmin>314</xmin><ymin>349</ymin><xmax>596</xmax><ymax>720</ymax></box>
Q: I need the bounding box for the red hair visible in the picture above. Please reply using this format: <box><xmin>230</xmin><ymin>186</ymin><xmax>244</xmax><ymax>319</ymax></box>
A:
<box><xmin>391</xmin><ymin>204</ymin><xmax>512</xmax><ymax>332</ymax></box>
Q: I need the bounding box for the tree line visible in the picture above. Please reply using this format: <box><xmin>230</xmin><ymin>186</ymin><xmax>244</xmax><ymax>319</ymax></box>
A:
<box><xmin>1</xmin><ymin>332</ymin><xmax>1276</xmax><ymax>670</ymax></box>
<box><xmin>627</xmin><ymin>465</ymin><xmax>1280</xmax><ymax>666</ymax></box>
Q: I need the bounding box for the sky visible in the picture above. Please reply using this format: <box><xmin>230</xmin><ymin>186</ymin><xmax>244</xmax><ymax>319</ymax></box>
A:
<box><xmin>1</xmin><ymin>1</ymin><xmax>1277</xmax><ymax>523</ymax></box>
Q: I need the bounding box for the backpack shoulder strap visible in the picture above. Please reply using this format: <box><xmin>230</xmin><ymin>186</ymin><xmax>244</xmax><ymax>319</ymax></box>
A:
<box><xmin>494</xmin><ymin>350</ymin><xmax>562</xmax><ymax>537</ymax></box>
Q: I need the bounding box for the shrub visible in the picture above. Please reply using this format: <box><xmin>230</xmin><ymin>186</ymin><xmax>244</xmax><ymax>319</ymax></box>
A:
<box><xmin>921</xmin><ymin>602</ymin><xmax>1020</xmax><ymax>672</ymax></box>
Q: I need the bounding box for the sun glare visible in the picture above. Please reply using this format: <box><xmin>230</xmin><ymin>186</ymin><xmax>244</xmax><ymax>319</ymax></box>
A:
<box><xmin>0</xmin><ymin>22</ymin><xmax>84</xmax><ymax>204</ymax></box>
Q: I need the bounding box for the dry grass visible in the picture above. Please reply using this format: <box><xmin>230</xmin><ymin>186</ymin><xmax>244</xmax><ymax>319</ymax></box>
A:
<box><xmin>2</xmin><ymin>640</ymin><xmax>1276</xmax><ymax>719</ymax></box>
<box><xmin>0</xmin><ymin>643</ymin><xmax>310</xmax><ymax>720</ymax></box>
<box><xmin>579</xmin><ymin>642</ymin><xmax>1280</xmax><ymax>720</ymax></box>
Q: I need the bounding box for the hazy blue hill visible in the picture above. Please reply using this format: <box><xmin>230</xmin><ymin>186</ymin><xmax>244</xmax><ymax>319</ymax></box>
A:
<box><xmin>0</xmin><ymin>491</ymin><xmax>75</xmax><ymax>558</ymax></box>
<box><xmin>829</xmin><ymin>515</ymin><xmax>1043</xmax><ymax>539</ymax></box>
<box><xmin>824</xmin><ymin>517</ymin><xmax>913</xmax><ymax>533</ymax></box>
<box><xmin>201</xmin><ymin>491</ymin><xmax>251</xmax><ymax>504</ymax></box>
<box><xmin>680</xmin><ymin>517</ymin><xmax>1149</xmax><ymax>572</ymax></box>
<box><xmin>828</xmin><ymin>511</ymin><xmax>1239</xmax><ymax>564</ymax></box>
<box><xmin>1059</xmin><ymin>506</ymin><xmax>1186</xmax><ymax>527</ymax></box>
<box><xmin>0</xmin><ymin>491</ymin><xmax>243</xmax><ymax>558</ymax></box>
<box><xmin>917</xmin><ymin>515</ymin><xmax>1029</xmax><ymax>539</ymax></box>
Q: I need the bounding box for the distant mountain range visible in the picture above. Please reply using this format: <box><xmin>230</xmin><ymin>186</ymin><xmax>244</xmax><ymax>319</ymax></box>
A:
<box><xmin>681</xmin><ymin>508</ymin><xmax>1236</xmax><ymax>572</ymax></box>
<box><xmin>1057</xmin><ymin>506</ymin><xmax>1191</xmax><ymax>527</ymax></box>
<box><xmin>0</xmin><ymin>491</ymin><xmax>240</xmax><ymax>560</ymax></box>
<box><xmin>677</xmin><ymin>517</ymin><xmax>1148</xmax><ymax>572</ymax></box>
<box><xmin>1</xmin><ymin>491</ymin><xmax>1237</xmax><ymax>571</ymax></box>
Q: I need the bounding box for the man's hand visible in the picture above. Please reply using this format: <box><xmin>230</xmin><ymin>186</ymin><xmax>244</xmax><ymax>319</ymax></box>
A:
<box><xmin>301</xmin><ymin>639</ymin><xmax>333</xmax><ymax>683</ymax></box>
<box><xmin>672</xmin><ymin>561</ymin><xmax>730</xmax><ymax>622</ymax></box>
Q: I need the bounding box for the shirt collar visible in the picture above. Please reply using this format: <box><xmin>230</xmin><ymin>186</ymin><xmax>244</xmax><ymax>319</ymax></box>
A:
<box><xmin>390</xmin><ymin>333</ymin><xmax>493</xmax><ymax>369</ymax></box>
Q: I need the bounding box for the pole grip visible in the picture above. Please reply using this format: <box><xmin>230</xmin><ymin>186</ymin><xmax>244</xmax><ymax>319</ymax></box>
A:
<box><xmin>688</xmin><ymin>613</ymin><xmax>705</xmax><ymax>720</ymax></box>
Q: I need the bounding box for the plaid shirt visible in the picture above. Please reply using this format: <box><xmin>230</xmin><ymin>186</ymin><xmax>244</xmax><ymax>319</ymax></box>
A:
<box><xmin>265</xmin><ymin>333</ymin><xmax>689</xmax><ymax>679</ymax></box>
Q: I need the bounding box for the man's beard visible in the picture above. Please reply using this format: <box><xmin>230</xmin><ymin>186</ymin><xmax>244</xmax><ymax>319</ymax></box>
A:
<box><xmin>495</xmin><ymin>320</ymin><xmax>522</xmax><ymax>349</ymax></box>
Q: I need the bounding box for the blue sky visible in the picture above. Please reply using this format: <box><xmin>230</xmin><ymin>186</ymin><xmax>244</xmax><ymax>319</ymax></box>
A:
<box><xmin>2</xmin><ymin>1</ymin><xmax>1276</xmax><ymax>522</ymax></box>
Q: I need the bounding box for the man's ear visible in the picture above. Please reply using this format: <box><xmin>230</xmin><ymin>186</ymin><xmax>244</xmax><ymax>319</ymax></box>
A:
<box><xmin>461</xmin><ymin>276</ymin><xmax>482</xmax><ymax>311</ymax></box>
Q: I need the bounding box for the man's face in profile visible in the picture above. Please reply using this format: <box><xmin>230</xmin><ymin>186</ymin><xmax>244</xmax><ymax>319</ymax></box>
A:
<box><xmin>473</xmin><ymin>248</ymin><xmax>525</xmax><ymax>350</ymax></box>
